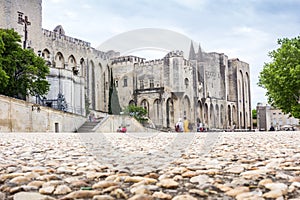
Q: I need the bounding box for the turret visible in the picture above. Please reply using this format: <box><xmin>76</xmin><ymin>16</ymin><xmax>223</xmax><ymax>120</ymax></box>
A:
<box><xmin>197</xmin><ymin>44</ymin><xmax>203</xmax><ymax>61</ymax></box>
<box><xmin>188</xmin><ymin>41</ymin><xmax>196</xmax><ymax>60</ymax></box>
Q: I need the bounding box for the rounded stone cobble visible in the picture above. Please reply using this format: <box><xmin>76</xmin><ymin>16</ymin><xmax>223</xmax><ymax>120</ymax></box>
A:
<box><xmin>0</xmin><ymin>131</ymin><xmax>299</xmax><ymax>199</ymax></box>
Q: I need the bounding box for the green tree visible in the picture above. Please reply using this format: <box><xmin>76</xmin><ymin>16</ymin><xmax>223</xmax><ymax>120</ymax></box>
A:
<box><xmin>252</xmin><ymin>109</ymin><xmax>257</xmax><ymax>119</ymax></box>
<box><xmin>0</xmin><ymin>29</ymin><xmax>50</xmax><ymax>99</ymax></box>
<box><xmin>258</xmin><ymin>36</ymin><xmax>300</xmax><ymax>118</ymax></box>
<box><xmin>124</xmin><ymin>105</ymin><xmax>148</xmax><ymax>124</ymax></box>
<box><xmin>252</xmin><ymin>109</ymin><xmax>257</xmax><ymax>128</ymax></box>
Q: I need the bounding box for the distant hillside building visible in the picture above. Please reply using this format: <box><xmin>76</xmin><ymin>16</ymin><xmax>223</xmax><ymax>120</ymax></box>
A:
<box><xmin>0</xmin><ymin>0</ymin><xmax>252</xmax><ymax>130</ymax></box>
<box><xmin>257</xmin><ymin>103</ymin><xmax>299</xmax><ymax>131</ymax></box>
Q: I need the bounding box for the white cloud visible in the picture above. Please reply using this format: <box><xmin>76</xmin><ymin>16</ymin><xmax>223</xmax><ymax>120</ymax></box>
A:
<box><xmin>63</xmin><ymin>10</ymin><xmax>78</xmax><ymax>20</ymax></box>
<box><xmin>82</xmin><ymin>3</ymin><xmax>92</xmax><ymax>9</ymax></box>
<box><xmin>174</xmin><ymin>0</ymin><xmax>207</xmax><ymax>10</ymax></box>
<box><xmin>49</xmin><ymin>0</ymin><xmax>65</xmax><ymax>3</ymax></box>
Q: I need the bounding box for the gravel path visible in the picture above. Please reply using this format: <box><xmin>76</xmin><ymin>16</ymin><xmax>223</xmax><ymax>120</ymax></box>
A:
<box><xmin>0</xmin><ymin>131</ymin><xmax>300</xmax><ymax>199</ymax></box>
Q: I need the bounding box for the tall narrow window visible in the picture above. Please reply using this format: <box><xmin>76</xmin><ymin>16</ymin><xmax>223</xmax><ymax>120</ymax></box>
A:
<box><xmin>185</xmin><ymin>78</ymin><xmax>189</xmax><ymax>88</ymax></box>
<box><xmin>140</xmin><ymin>80</ymin><xmax>144</xmax><ymax>89</ymax></box>
<box><xmin>123</xmin><ymin>77</ymin><xmax>128</xmax><ymax>87</ymax></box>
<box><xmin>150</xmin><ymin>79</ymin><xmax>154</xmax><ymax>88</ymax></box>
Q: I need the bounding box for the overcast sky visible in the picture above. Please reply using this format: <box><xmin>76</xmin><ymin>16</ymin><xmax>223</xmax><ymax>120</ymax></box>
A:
<box><xmin>42</xmin><ymin>0</ymin><xmax>300</xmax><ymax>108</ymax></box>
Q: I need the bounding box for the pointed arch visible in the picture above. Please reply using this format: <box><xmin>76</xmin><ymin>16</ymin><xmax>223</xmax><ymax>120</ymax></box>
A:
<box><xmin>197</xmin><ymin>100</ymin><xmax>203</xmax><ymax>123</ymax></box>
<box><xmin>80</xmin><ymin>58</ymin><xmax>85</xmax><ymax>77</ymax></box>
<box><xmin>141</xmin><ymin>99</ymin><xmax>149</xmax><ymax>117</ymax></box>
<box><xmin>95</xmin><ymin>62</ymin><xmax>103</xmax><ymax>110</ymax></box>
<box><xmin>42</xmin><ymin>48</ymin><xmax>50</xmax><ymax>59</ymax></box>
<box><xmin>233</xmin><ymin>105</ymin><xmax>237</xmax><ymax>128</ymax></box>
<box><xmin>54</xmin><ymin>52</ymin><xmax>65</xmax><ymax>68</ymax></box>
<box><xmin>210</xmin><ymin>104</ymin><xmax>215</xmax><ymax>128</ymax></box>
<box><xmin>220</xmin><ymin>104</ymin><xmax>224</xmax><ymax>129</ymax></box>
<box><xmin>240</xmin><ymin>70</ymin><xmax>245</xmax><ymax>128</ymax></box>
<box><xmin>153</xmin><ymin>99</ymin><xmax>162</xmax><ymax>126</ymax></box>
<box><xmin>166</xmin><ymin>98</ymin><xmax>174</xmax><ymax>128</ymax></box>
<box><xmin>215</xmin><ymin>104</ymin><xmax>219</xmax><ymax>128</ymax></box>
<box><xmin>228</xmin><ymin>105</ymin><xmax>232</xmax><ymax>128</ymax></box>
<box><xmin>41</xmin><ymin>49</ymin><xmax>51</xmax><ymax>66</ymax></box>
<box><xmin>129</xmin><ymin>100</ymin><xmax>135</xmax><ymax>105</ymax></box>
<box><xmin>88</xmin><ymin>60</ymin><xmax>96</xmax><ymax>109</ymax></box>
<box><xmin>204</xmin><ymin>103</ymin><xmax>209</xmax><ymax>127</ymax></box>
<box><xmin>182</xmin><ymin>95</ymin><xmax>191</xmax><ymax>120</ymax></box>
<box><xmin>68</xmin><ymin>55</ymin><xmax>76</xmax><ymax>71</ymax></box>
<box><xmin>245</xmin><ymin>72</ymin><xmax>251</xmax><ymax>129</ymax></box>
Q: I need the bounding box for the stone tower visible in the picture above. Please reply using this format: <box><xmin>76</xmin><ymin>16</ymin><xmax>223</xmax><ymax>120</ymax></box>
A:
<box><xmin>0</xmin><ymin>0</ymin><xmax>43</xmax><ymax>49</ymax></box>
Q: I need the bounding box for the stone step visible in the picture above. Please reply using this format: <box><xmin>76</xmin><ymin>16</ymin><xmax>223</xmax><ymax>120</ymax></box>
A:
<box><xmin>77</xmin><ymin>121</ymin><xmax>100</xmax><ymax>133</ymax></box>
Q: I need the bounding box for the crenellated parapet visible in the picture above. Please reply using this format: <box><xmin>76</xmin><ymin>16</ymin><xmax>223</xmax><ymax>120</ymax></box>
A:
<box><xmin>139</xmin><ymin>58</ymin><xmax>164</xmax><ymax>66</ymax></box>
<box><xmin>111</xmin><ymin>55</ymin><xmax>145</xmax><ymax>65</ymax></box>
<box><xmin>165</xmin><ymin>50</ymin><xmax>184</xmax><ymax>58</ymax></box>
<box><xmin>42</xmin><ymin>28</ymin><xmax>91</xmax><ymax>47</ymax></box>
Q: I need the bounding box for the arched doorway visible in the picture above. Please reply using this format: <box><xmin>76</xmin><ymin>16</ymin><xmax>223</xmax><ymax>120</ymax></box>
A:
<box><xmin>182</xmin><ymin>96</ymin><xmax>191</xmax><ymax>120</ymax></box>
<box><xmin>228</xmin><ymin>105</ymin><xmax>232</xmax><ymax>128</ymax></box>
<box><xmin>204</xmin><ymin>103</ymin><xmax>209</xmax><ymax>127</ymax></box>
<box><xmin>233</xmin><ymin>105</ymin><xmax>237</xmax><ymax>128</ymax></box>
<box><xmin>210</xmin><ymin>104</ymin><xmax>215</xmax><ymax>128</ymax></box>
<box><xmin>153</xmin><ymin>99</ymin><xmax>161</xmax><ymax>126</ymax></box>
<box><xmin>215</xmin><ymin>104</ymin><xmax>219</xmax><ymax>128</ymax></box>
<box><xmin>220</xmin><ymin>104</ymin><xmax>224</xmax><ymax>129</ymax></box>
<box><xmin>141</xmin><ymin>99</ymin><xmax>149</xmax><ymax>117</ymax></box>
<box><xmin>197</xmin><ymin>100</ymin><xmax>203</xmax><ymax>123</ymax></box>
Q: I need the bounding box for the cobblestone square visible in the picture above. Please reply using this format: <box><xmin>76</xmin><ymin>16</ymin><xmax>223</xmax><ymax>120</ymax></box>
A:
<box><xmin>0</xmin><ymin>132</ymin><xmax>300</xmax><ymax>199</ymax></box>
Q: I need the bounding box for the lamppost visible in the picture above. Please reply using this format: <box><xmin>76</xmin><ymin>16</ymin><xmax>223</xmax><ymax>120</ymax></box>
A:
<box><xmin>17</xmin><ymin>12</ymin><xmax>31</xmax><ymax>49</ymax></box>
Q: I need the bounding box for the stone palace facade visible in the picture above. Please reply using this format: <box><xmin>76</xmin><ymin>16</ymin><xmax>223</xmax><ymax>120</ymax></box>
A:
<box><xmin>0</xmin><ymin>0</ymin><xmax>252</xmax><ymax>130</ymax></box>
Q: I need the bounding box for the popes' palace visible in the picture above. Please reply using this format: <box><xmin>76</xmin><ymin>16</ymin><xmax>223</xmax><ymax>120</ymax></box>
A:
<box><xmin>0</xmin><ymin>0</ymin><xmax>252</xmax><ymax>131</ymax></box>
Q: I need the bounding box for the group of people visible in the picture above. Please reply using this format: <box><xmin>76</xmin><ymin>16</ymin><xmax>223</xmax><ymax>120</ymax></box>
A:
<box><xmin>175</xmin><ymin>117</ymin><xmax>205</xmax><ymax>132</ymax></box>
<box><xmin>117</xmin><ymin>126</ymin><xmax>127</xmax><ymax>133</ymax></box>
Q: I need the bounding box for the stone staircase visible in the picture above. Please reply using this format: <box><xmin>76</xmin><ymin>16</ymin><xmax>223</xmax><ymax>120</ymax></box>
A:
<box><xmin>77</xmin><ymin>121</ymin><xmax>99</xmax><ymax>132</ymax></box>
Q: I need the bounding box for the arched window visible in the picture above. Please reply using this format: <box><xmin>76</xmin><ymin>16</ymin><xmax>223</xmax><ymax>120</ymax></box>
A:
<box><xmin>184</xmin><ymin>78</ymin><xmax>189</xmax><ymax>88</ymax></box>
<box><xmin>55</xmin><ymin>52</ymin><xmax>64</xmax><ymax>68</ymax></box>
<box><xmin>129</xmin><ymin>100</ymin><xmax>135</xmax><ymax>105</ymax></box>
<box><xmin>80</xmin><ymin>58</ymin><xmax>85</xmax><ymax>77</ymax></box>
<box><xmin>68</xmin><ymin>55</ymin><xmax>77</xmax><ymax>75</ymax></box>
<box><xmin>123</xmin><ymin>76</ymin><xmax>128</xmax><ymax>87</ymax></box>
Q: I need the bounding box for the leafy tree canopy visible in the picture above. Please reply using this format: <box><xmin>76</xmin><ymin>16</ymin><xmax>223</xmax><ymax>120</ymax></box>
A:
<box><xmin>252</xmin><ymin>109</ymin><xmax>257</xmax><ymax>119</ymax></box>
<box><xmin>258</xmin><ymin>36</ymin><xmax>300</xmax><ymax>118</ymax></box>
<box><xmin>0</xmin><ymin>29</ymin><xmax>50</xmax><ymax>99</ymax></box>
<box><xmin>123</xmin><ymin>105</ymin><xmax>148</xmax><ymax>124</ymax></box>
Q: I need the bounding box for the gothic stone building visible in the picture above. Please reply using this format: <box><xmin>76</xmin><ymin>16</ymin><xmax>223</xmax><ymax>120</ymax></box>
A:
<box><xmin>0</xmin><ymin>0</ymin><xmax>252</xmax><ymax>130</ymax></box>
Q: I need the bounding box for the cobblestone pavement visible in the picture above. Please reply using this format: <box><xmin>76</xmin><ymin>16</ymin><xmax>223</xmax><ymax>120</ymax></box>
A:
<box><xmin>0</xmin><ymin>131</ymin><xmax>300</xmax><ymax>200</ymax></box>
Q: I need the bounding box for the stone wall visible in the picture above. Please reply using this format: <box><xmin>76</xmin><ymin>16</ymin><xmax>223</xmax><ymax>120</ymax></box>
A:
<box><xmin>93</xmin><ymin>115</ymin><xmax>146</xmax><ymax>133</ymax></box>
<box><xmin>0</xmin><ymin>95</ymin><xmax>86</xmax><ymax>132</ymax></box>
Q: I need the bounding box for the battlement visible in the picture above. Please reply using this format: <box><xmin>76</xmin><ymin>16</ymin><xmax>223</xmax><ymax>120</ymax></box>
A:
<box><xmin>90</xmin><ymin>48</ymin><xmax>112</xmax><ymax>60</ymax></box>
<box><xmin>42</xmin><ymin>28</ymin><xmax>91</xmax><ymax>47</ymax></box>
<box><xmin>165</xmin><ymin>50</ymin><xmax>184</xmax><ymax>58</ymax></box>
<box><xmin>111</xmin><ymin>55</ymin><xmax>146</xmax><ymax>65</ymax></box>
<box><xmin>139</xmin><ymin>59</ymin><xmax>164</xmax><ymax>66</ymax></box>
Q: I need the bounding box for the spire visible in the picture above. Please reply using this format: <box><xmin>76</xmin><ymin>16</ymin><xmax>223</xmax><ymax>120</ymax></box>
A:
<box><xmin>188</xmin><ymin>41</ymin><xmax>196</xmax><ymax>60</ymax></box>
<box><xmin>197</xmin><ymin>44</ymin><xmax>203</xmax><ymax>61</ymax></box>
